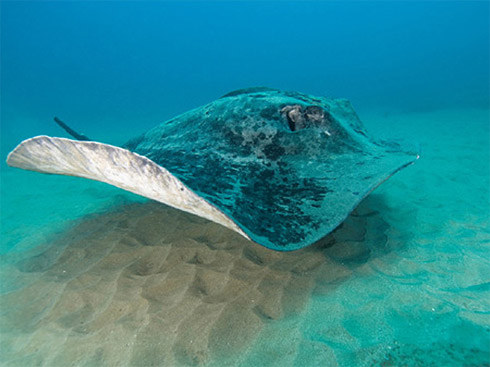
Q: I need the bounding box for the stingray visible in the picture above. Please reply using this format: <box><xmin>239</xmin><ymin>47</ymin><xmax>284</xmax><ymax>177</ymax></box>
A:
<box><xmin>7</xmin><ymin>87</ymin><xmax>418</xmax><ymax>251</ymax></box>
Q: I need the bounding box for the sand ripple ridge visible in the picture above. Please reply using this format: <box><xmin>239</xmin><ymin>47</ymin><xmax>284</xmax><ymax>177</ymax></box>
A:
<box><xmin>1</xmin><ymin>197</ymin><xmax>397</xmax><ymax>367</ymax></box>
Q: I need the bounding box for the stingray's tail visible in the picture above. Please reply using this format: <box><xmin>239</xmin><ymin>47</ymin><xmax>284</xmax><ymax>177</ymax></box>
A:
<box><xmin>53</xmin><ymin>117</ymin><xmax>91</xmax><ymax>141</ymax></box>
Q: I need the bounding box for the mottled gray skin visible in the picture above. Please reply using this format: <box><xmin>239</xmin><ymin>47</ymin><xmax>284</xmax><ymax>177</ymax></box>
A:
<box><xmin>126</xmin><ymin>87</ymin><xmax>417</xmax><ymax>251</ymax></box>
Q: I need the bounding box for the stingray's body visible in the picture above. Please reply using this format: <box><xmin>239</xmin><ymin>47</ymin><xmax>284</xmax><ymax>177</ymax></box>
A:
<box><xmin>7</xmin><ymin>88</ymin><xmax>417</xmax><ymax>251</ymax></box>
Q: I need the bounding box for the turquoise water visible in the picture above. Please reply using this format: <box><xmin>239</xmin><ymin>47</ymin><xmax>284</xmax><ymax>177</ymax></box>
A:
<box><xmin>1</xmin><ymin>2</ymin><xmax>489</xmax><ymax>367</ymax></box>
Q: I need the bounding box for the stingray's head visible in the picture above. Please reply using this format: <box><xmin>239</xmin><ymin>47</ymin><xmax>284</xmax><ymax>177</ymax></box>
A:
<box><xmin>221</xmin><ymin>88</ymin><xmax>335</xmax><ymax>133</ymax></box>
<box><xmin>218</xmin><ymin>88</ymin><xmax>370</xmax><ymax>156</ymax></box>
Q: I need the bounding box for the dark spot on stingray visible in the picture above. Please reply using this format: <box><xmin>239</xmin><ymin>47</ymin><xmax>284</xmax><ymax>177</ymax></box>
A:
<box><xmin>260</xmin><ymin>105</ymin><xmax>279</xmax><ymax>120</ymax></box>
<box><xmin>222</xmin><ymin>128</ymin><xmax>245</xmax><ymax>147</ymax></box>
<box><xmin>258</xmin><ymin>169</ymin><xmax>275</xmax><ymax>180</ymax></box>
<box><xmin>263</xmin><ymin>142</ymin><xmax>286</xmax><ymax>161</ymax></box>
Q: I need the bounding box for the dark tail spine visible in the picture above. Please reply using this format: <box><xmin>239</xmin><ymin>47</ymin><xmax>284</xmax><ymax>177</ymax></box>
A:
<box><xmin>53</xmin><ymin>117</ymin><xmax>91</xmax><ymax>141</ymax></box>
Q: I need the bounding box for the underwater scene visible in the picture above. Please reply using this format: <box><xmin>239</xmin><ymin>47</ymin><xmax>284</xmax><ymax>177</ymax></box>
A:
<box><xmin>1</xmin><ymin>1</ymin><xmax>489</xmax><ymax>366</ymax></box>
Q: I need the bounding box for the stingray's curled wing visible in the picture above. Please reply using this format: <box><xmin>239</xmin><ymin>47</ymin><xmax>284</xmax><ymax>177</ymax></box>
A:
<box><xmin>7</xmin><ymin>136</ymin><xmax>250</xmax><ymax>240</ymax></box>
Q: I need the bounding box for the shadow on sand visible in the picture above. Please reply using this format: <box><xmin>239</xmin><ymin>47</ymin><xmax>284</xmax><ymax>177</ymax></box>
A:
<box><xmin>1</xmin><ymin>194</ymin><xmax>407</xmax><ymax>366</ymax></box>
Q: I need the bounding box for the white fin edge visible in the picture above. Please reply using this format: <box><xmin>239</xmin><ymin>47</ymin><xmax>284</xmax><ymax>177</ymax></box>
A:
<box><xmin>7</xmin><ymin>136</ymin><xmax>250</xmax><ymax>241</ymax></box>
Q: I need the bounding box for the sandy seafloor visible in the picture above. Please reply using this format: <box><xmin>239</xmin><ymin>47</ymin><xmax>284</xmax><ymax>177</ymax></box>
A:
<box><xmin>0</xmin><ymin>107</ymin><xmax>489</xmax><ymax>367</ymax></box>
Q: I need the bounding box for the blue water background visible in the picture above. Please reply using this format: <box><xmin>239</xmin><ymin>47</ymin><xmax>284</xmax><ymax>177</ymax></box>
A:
<box><xmin>1</xmin><ymin>2</ymin><xmax>489</xmax><ymax>367</ymax></box>
<box><xmin>1</xmin><ymin>1</ymin><xmax>488</xmax><ymax>158</ymax></box>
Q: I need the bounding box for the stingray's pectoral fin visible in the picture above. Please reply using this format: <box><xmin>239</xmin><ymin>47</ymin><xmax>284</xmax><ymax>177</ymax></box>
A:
<box><xmin>6</xmin><ymin>136</ymin><xmax>249</xmax><ymax>240</ymax></box>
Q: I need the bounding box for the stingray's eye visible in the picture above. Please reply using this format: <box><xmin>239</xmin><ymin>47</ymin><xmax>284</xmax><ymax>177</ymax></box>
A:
<box><xmin>304</xmin><ymin>106</ymin><xmax>325</xmax><ymax>123</ymax></box>
<box><xmin>281</xmin><ymin>104</ymin><xmax>305</xmax><ymax>131</ymax></box>
<box><xmin>281</xmin><ymin>105</ymin><xmax>330</xmax><ymax>132</ymax></box>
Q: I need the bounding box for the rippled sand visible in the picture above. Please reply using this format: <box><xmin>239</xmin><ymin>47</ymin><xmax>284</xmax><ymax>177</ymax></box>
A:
<box><xmin>0</xmin><ymin>196</ymin><xmax>387</xmax><ymax>367</ymax></box>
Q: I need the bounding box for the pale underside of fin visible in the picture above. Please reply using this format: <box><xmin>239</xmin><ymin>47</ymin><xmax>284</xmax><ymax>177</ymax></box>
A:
<box><xmin>6</xmin><ymin>136</ymin><xmax>250</xmax><ymax>241</ymax></box>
